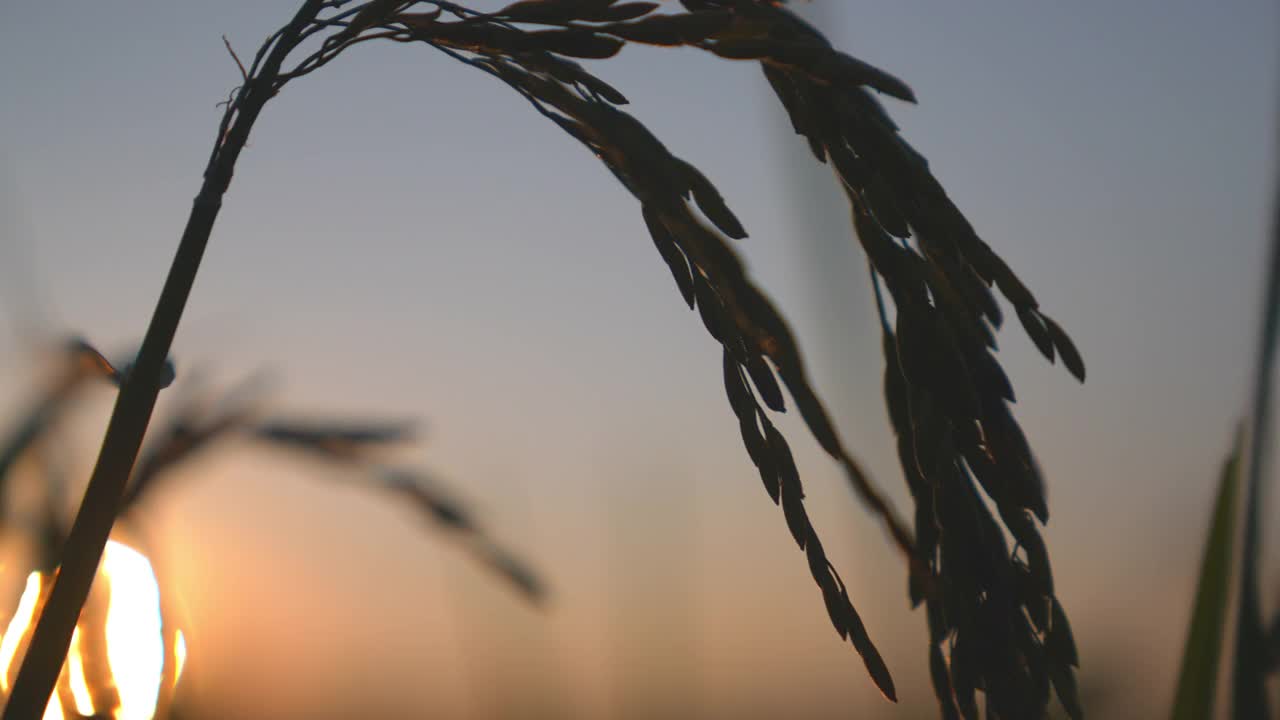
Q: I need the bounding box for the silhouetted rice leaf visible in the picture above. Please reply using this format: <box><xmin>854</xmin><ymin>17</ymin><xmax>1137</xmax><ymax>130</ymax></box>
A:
<box><xmin>499</xmin><ymin>0</ymin><xmax>659</xmax><ymax>24</ymax></box>
<box><xmin>1016</xmin><ymin>306</ymin><xmax>1056</xmax><ymax>363</ymax></box>
<box><xmin>918</xmin><ymin>261</ymin><xmax>985</xmax><ymax>340</ymax></box>
<box><xmin>828</xmin><ymin>144</ymin><xmax>869</xmax><ymax>189</ymax></box>
<box><xmin>1018</xmin><ymin>620</ymin><xmax>1053</xmax><ymax>710</ymax></box>
<box><xmin>1004</xmin><ymin>508</ymin><xmax>1052</xmax><ymax>596</ymax></box>
<box><xmin>255</xmin><ymin>419</ymin><xmax>416</xmax><ymax>456</ymax></box>
<box><xmin>751</xmin><ymin>417</ymin><xmax>807</xmax><ymax>547</ymax></box>
<box><xmin>760</xmin><ymin>64</ymin><xmax>826</xmax><ymax>160</ymax></box>
<box><xmin>691</xmin><ymin>272</ymin><xmax>725</xmax><ymax>341</ymax></box>
<box><xmin>929</xmin><ymin>645</ymin><xmax>961</xmax><ymax>720</ymax></box>
<box><xmin>496</xmin><ymin>0</ymin><xmax>607</xmax><ymax>24</ymax></box>
<box><xmin>907</xmin><ymin>519</ymin><xmax>932</xmax><ymax>605</ymax></box>
<box><xmin>778</xmin><ymin>493</ymin><xmax>808</xmax><ymax>552</ymax></box>
<box><xmin>1170</xmin><ymin>430</ymin><xmax>1241</xmax><ymax>720</ymax></box>
<box><xmin>741</xmin><ymin>415</ymin><xmax>779</xmax><ymax>504</ymax></box>
<box><xmin>601</xmin><ymin>11</ymin><xmax>731</xmax><ymax>46</ymax></box>
<box><xmin>863</xmin><ymin>176</ymin><xmax>911</xmax><ymax>239</ymax></box>
<box><xmin>881</xmin><ymin>330</ymin><xmax>912</xmax><ymax>434</ymax></box>
<box><xmin>820</xmin><ymin>51</ymin><xmax>916</xmax><ymax>103</ymax></box>
<box><xmin>805</xmin><ymin>531</ymin><xmax>846</xmax><ymax>638</ymax></box>
<box><xmin>705</xmin><ymin>37</ymin><xmax>774</xmax><ymax>60</ymax></box>
<box><xmin>1014</xmin><ymin>464</ymin><xmax>1050</xmax><ymax>528</ymax></box>
<box><xmin>529</xmin><ymin>28</ymin><xmax>625</xmax><ymax>59</ymax></box>
<box><xmin>808</xmin><ymin>556</ymin><xmax>896</xmax><ymax>701</ymax></box>
<box><xmin>576</xmin><ymin>71</ymin><xmax>629</xmax><ymax>104</ymax></box>
<box><xmin>988</xmin><ymin>254</ymin><xmax>1039</xmax><ymax>310</ymax></box>
<box><xmin>1017</xmin><ymin>564</ymin><xmax>1050</xmax><ymax>632</ymax></box>
<box><xmin>643</xmin><ymin>204</ymin><xmax>696</xmax><ymax>308</ymax></box>
<box><xmin>383</xmin><ymin>470</ymin><xmax>474</xmax><ymax>531</ymax></box>
<box><xmin>374</xmin><ymin>466</ymin><xmax>544</xmax><ymax>603</ymax></box>
<box><xmin>743</xmin><ymin>355</ymin><xmax>785</xmax><ymax>413</ymax></box>
<box><xmin>67</xmin><ymin>336</ymin><xmax>177</xmax><ymax>390</ymax></box>
<box><xmin>476</xmin><ymin>541</ymin><xmax>546</xmax><ymax>604</ymax></box>
<box><xmin>67</xmin><ymin>337</ymin><xmax>118</xmax><ymax>381</ymax></box>
<box><xmin>1050</xmin><ymin>661</ymin><xmax>1084</xmax><ymax>720</ymax></box>
<box><xmin>674</xmin><ymin>159</ymin><xmax>747</xmax><ymax>239</ymax></box>
<box><xmin>970</xmin><ymin>349</ymin><xmax>1015</xmax><ymax>403</ymax></box>
<box><xmin>975</xmin><ymin>406</ymin><xmax>1049</xmax><ymax>523</ymax></box>
<box><xmin>924</xmin><ymin>597</ymin><xmax>947</xmax><ymax>645</ymax></box>
<box><xmin>846</xmin><ymin>603</ymin><xmax>896</xmax><ymax>701</ymax></box>
<box><xmin>950</xmin><ymin>633</ymin><xmax>980</xmax><ymax>719</ymax></box>
<box><xmin>761</xmin><ymin>63</ymin><xmax>804</xmax><ymax>130</ymax></box>
<box><xmin>1048</xmin><ymin>595</ymin><xmax>1079</xmax><ymax>668</ymax></box>
<box><xmin>852</xmin><ymin>205</ymin><xmax>912</xmax><ymax>284</ymax></box>
<box><xmin>721</xmin><ymin>359</ymin><xmax>783</xmax><ymax>506</ymax></box>
<box><xmin>536</xmin><ymin>54</ymin><xmax>630</xmax><ymax>104</ymax></box>
<box><xmin>1041</xmin><ymin>313</ymin><xmax>1086</xmax><ymax>382</ymax></box>
<box><xmin>924</xmin><ymin>313</ymin><xmax>982</xmax><ymax>421</ymax></box>
<box><xmin>844</xmin><ymin>54</ymin><xmax>916</xmax><ymax>103</ymax></box>
<box><xmin>722</xmin><ymin>349</ymin><xmax>753</xmax><ymax>417</ymax></box>
<box><xmin>956</xmin><ymin>265</ymin><xmax>1003</xmax><ymax>329</ymax></box>
<box><xmin>777</xmin><ymin>370</ymin><xmax>840</xmax><ymax>459</ymax></box>
<box><xmin>710</xmin><ymin>39</ymin><xmax>915</xmax><ymax>102</ymax></box>
<box><xmin>983</xmin><ymin>400</ymin><xmax>1032</xmax><ymax>464</ymax></box>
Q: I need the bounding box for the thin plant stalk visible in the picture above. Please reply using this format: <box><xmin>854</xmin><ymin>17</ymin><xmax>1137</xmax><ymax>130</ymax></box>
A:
<box><xmin>1230</xmin><ymin>104</ymin><xmax>1280</xmax><ymax>719</ymax></box>
<box><xmin>1</xmin><ymin>2</ymin><xmax>327</xmax><ymax>716</ymax></box>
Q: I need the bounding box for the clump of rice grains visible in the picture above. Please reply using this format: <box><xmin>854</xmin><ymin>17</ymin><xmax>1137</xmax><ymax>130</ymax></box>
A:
<box><xmin>14</xmin><ymin>1</ymin><xmax>1087</xmax><ymax>717</ymax></box>
<box><xmin>288</xmin><ymin>0</ymin><xmax>1087</xmax><ymax>714</ymax></box>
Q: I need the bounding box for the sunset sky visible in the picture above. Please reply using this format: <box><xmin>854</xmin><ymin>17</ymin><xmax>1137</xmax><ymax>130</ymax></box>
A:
<box><xmin>0</xmin><ymin>2</ymin><xmax>1277</xmax><ymax>718</ymax></box>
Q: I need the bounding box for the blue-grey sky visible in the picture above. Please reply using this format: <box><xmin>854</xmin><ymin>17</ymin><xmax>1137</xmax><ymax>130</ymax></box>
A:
<box><xmin>1</xmin><ymin>2</ymin><xmax>1277</xmax><ymax>718</ymax></box>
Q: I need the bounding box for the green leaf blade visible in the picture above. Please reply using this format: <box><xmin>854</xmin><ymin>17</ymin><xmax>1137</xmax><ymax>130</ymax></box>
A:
<box><xmin>1170</xmin><ymin>429</ymin><xmax>1243</xmax><ymax>720</ymax></box>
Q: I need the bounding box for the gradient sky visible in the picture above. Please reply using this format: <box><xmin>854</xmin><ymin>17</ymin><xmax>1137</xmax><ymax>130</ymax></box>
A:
<box><xmin>0</xmin><ymin>2</ymin><xmax>1277</xmax><ymax>718</ymax></box>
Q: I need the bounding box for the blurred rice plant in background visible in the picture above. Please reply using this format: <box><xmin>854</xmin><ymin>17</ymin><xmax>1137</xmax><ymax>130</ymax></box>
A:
<box><xmin>0</xmin><ymin>336</ymin><xmax>543</xmax><ymax>719</ymax></box>
<box><xmin>1169</xmin><ymin>115</ymin><xmax>1279</xmax><ymax>720</ymax></box>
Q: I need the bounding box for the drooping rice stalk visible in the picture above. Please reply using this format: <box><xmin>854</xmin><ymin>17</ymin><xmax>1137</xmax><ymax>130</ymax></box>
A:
<box><xmin>7</xmin><ymin>3</ymin><xmax>1087</xmax><ymax>716</ymax></box>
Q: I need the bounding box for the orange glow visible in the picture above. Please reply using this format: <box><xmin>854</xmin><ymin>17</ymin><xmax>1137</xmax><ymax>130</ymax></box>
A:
<box><xmin>173</xmin><ymin>631</ymin><xmax>186</xmax><ymax>690</ymax></box>
<box><xmin>0</xmin><ymin>572</ymin><xmax>41</xmax><ymax>693</ymax></box>
<box><xmin>0</xmin><ymin>541</ymin><xmax>185</xmax><ymax>719</ymax></box>
<box><xmin>41</xmin><ymin>691</ymin><xmax>63</xmax><ymax>720</ymax></box>
<box><xmin>67</xmin><ymin>629</ymin><xmax>95</xmax><ymax>716</ymax></box>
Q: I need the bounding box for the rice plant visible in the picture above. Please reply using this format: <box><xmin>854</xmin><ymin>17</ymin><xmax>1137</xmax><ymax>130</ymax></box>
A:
<box><xmin>0</xmin><ymin>338</ymin><xmax>544</xmax><ymax>718</ymax></box>
<box><xmin>1169</xmin><ymin>98</ymin><xmax>1279</xmax><ymax>720</ymax></box>
<box><xmin>3</xmin><ymin>2</ymin><xmax>1088</xmax><ymax>717</ymax></box>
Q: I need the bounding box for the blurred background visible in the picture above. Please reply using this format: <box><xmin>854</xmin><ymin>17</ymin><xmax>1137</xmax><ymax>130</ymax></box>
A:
<box><xmin>0</xmin><ymin>1</ymin><xmax>1278</xmax><ymax>718</ymax></box>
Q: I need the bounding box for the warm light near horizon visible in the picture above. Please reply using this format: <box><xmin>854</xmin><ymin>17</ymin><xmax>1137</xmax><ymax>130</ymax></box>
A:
<box><xmin>0</xmin><ymin>540</ymin><xmax>183</xmax><ymax>720</ymax></box>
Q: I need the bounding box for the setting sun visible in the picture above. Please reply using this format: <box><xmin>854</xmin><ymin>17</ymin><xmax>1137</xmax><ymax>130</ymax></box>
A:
<box><xmin>0</xmin><ymin>541</ymin><xmax>181</xmax><ymax>720</ymax></box>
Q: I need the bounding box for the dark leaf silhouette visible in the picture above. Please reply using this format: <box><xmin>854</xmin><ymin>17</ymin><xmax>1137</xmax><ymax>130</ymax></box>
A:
<box><xmin>381</xmin><ymin>468</ymin><xmax>547</xmax><ymax>603</ymax></box>
<box><xmin>253</xmin><ymin>419</ymin><xmax>417</xmax><ymax>458</ymax></box>
<box><xmin>119</xmin><ymin>377</ymin><xmax>546</xmax><ymax>606</ymax></box>
<box><xmin>256</xmin><ymin>424</ymin><xmax>547</xmax><ymax>605</ymax></box>
<box><xmin>1042</xmin><ymin>314</ymin><xmax>1086</xmax><ymax>382</ymax></box>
